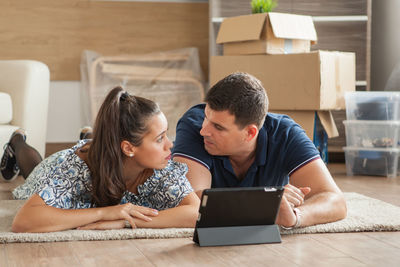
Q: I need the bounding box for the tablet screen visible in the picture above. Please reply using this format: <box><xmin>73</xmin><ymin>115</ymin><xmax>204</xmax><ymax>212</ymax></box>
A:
<box><xmin>196</xmin><ymin>186</ymin><xmax>284</xmax><ymax>228</ymax></box>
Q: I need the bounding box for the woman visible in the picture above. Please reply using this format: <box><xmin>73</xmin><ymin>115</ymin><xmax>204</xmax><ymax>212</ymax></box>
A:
<box><xmin>3</xmin><ymin>86</ymin><xmax>199</xmax><ymax>233</ymax></box>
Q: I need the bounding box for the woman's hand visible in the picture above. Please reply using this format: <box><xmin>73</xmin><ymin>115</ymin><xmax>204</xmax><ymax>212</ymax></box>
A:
<box><xmin>99</xmin><ymin>203</ymin><xmax>159</xmax><ymax>228</ymax></box>
<box><xmin>284</xmin><ymin>184</ymin><xmax>311</xmax><ymax>208</ymax></box>
<box><xmin>78</xmin><ymin>220</ymin><xmax>126</xmax><ymax>230</ymax></box>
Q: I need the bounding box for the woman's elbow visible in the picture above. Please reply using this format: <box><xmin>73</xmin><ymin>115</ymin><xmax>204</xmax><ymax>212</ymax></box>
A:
<box><xmin>11</xmin><ymin>218</ymin><xmax>29</xmax><ymax>233</ymax></box>
<box><xmin>12</xmin><ymin>214</ymin><xmax>46</xmax><ymax>233</ymax></box>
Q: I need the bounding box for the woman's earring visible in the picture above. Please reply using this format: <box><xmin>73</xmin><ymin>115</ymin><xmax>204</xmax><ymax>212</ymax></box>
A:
<box><xmin>129</xmin><ymin>154</ymin><xmax>134</xmax><ymax>157</ymax></box>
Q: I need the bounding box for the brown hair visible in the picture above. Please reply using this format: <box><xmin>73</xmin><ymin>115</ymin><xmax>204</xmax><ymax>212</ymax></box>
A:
<box><xmin>88</xmin><ymin>86</ymin><xmax>160</xmax><ymax>207</ymax></box>
<box><xmin>205</xmin><ymin>72</ymin><xmax>268</xmax><ymax>129</ymax></box>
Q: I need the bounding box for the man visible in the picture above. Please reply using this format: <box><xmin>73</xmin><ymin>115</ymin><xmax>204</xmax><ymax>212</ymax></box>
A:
<box><xmin>172</xmin><ymin>72</ymin><xmax>346</xmax><ymax>229</ymax></box>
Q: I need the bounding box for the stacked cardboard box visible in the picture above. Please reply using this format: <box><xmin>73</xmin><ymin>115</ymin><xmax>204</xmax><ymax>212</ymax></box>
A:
<box><xmin>211</xmin><ymin>12</ymin><xmax>356</xmax><ymax>162</ymax></box>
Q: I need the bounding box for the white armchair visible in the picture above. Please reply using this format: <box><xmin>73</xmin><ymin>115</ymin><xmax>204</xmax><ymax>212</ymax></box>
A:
<box><xmin>0</xmin><ymin>60</ymin><xmax>50</xmax><ymax>158</ymax></box>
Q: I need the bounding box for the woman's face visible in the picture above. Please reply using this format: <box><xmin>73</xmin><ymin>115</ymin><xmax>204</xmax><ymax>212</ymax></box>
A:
<box><xmin>132</xmin><ymin>112</ymin><xmax>173</xmax><ymax>170</ymax></box>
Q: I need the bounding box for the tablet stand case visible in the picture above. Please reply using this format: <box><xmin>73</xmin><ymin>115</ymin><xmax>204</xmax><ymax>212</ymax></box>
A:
<box><xmin>193</xmin><ymin>187</ymin><xmax>283</xmax><ymax>246</ymax></box>
<box><xmin>194</xmin><ymin>224</ymin><xmax>281</xmax><ymax>246</ymax></box>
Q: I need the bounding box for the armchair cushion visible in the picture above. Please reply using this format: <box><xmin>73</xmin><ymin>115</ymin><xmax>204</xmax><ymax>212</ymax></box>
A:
<box><xmin>0</xmin><ymin>92</ymin><xmax>12</xmax><ymax>124</ymax></box>
<box><xmin>0</xmin><ymin>60</ymin><xmax>50</xmax><ymax>157</ymax></box>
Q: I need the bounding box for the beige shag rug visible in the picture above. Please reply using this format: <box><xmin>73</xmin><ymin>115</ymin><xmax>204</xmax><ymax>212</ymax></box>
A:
<box><xmin>1</xmin><ymin>192</ymin><xmax>399</xmax><ymax>243</ymax></box>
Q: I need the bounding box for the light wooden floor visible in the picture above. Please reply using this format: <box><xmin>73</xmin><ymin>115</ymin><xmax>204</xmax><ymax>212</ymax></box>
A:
<box><xmin>1</xmin><ymin>163</ymin><xmax>400</xmax><ymax>267</ymax></box>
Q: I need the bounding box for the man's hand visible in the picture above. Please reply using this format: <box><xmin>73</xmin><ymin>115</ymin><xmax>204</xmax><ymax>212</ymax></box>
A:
<box><xmin>275</xmin><ymin>184</ymin><xmax>310</xmax><ymax>228</ymax></box>
<box><xmin>284</xmin><ymin>184</ymin><xmax>311</xmax><ymax>208</ymax></box>
<box><xmin>276</xmin><ymin>195</ymin><xmax>297</xmax><ymax>228</ymax></box>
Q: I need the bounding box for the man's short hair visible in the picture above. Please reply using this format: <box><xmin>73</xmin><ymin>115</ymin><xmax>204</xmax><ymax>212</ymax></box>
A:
<box><xmin>205</xmin><ymin>72</ymin><xmax>269</xmax><ymax>129</ymax></box>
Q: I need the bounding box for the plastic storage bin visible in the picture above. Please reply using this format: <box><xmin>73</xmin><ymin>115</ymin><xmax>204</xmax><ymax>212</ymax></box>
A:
<box><xmin>343</xmin><ymin>120</ymin><xmax>400</xmax><ymax>148</ymax></box>
<box><xmin>343</xmin><ymin>147</ymin><xmax>400</xmax><ymax>178</ymax></box>
<box><xmin>345</xmin><ymin>91</ymin><xmax>400</xmax><ymax>121</ymax></box>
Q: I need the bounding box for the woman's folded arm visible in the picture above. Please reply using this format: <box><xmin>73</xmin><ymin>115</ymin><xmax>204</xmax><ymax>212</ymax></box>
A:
<box><xmin>12</xmin><ymin>194</ymin><xmax>158</xmax><ymax>233</ymax></box>
<box><xmin>78</xmin><ymin>192</ymin><xmax>200</xmax><ymax>230</ymax></box>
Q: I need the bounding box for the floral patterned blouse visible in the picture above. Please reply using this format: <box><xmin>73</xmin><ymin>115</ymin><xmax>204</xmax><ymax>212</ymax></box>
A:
<box><xmin>12</xmin><ymin>140</ymin><xmax>193</xmax><ymax>210</ymax></box>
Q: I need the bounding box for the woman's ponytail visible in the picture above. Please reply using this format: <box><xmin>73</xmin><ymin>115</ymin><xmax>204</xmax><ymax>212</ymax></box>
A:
<box><xmin>89</xmin><ymin>87</ymin><xmax>125</xmax><ymax>207</ymax></box>
<box><xmin>88</xmin><ymin>86</ymin><xmax>160</xmax><ymax>207</ymax></box>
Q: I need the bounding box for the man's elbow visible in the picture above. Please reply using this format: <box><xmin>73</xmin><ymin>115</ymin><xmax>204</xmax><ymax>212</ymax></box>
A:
<box><xmin>334</xmin><ymin>192</ymin><xmax>347</xmax><ymax>220</ymax></box>
<box><xmin>182</xmin><ymin>205</ymin><xmax>199</xmax><ymax>228</ymax></box>
<box><xmin>195</xmin><ymin>190</ymin><xmax>203</xmax><ymax>200</ymax></box>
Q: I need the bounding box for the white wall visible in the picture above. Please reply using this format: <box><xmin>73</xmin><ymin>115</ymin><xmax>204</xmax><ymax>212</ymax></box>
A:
<box><xmin>46</xmin><ymin>81</ymin><xmax>84</xmax><ymax>142</ymax></box>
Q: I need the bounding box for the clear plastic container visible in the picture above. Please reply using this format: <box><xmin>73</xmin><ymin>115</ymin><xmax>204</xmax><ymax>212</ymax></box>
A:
<box><xmin>343</xmin><ymin>120</ymin><xmax>400</xmax><ymax>148</ymax></box>
<box><xmin>345</xmin><ymin>91</ymin><xmax>400</xmax><ymax>120</ymax></box>
<box><xmin>343</xmin><ymin>146</ymin><xmax>400</xmax><ymax>178</ymax></box>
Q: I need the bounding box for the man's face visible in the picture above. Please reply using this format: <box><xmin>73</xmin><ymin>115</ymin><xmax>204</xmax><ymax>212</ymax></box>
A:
<box><xmin>200</xmin><ymin>105</ymin><xmax>249</xmax><ymax>156</ymax></box>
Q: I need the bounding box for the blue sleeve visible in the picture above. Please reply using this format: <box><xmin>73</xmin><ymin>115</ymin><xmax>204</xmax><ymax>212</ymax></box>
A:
<box><xmin>172</xmin><ymin>105</ymin><xmax>212</xmax><ymax>170</ymax></box>
<box><xmin>284</xmin><ymin>123</ymin><xmax>320</xmax><ymax>176</ymax></box>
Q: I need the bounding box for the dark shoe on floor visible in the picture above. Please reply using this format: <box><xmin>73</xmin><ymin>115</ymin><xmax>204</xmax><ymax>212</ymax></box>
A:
<box><xmin>0</xmin><ymin>129</ymin><xmax>26</xmax><ymax>182</ymax></box>
<box><xmin>79</xmin><ymin>126</ymin><xmax>93</xmax><ymax>140</ymax></box>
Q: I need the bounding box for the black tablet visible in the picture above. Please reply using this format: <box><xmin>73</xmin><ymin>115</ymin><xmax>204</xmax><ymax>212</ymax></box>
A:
<box><xmin>193</xmin><ymin>186</ymin><xmax>284</xmax><ymax>245</ymax></box>
<box><xmin>193</xmin><ymin>187</ymin><xmax>284</xmax><ymax>245</ymax></box>
<box><xmin>195</xmin><ymin>186</ymin><xmax>284</xmax><ymax>228</ymax></box>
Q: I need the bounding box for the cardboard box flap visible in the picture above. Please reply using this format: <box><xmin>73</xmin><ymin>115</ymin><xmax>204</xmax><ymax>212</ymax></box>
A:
<box><xmin>270</xmin><ymin>110</ymin><xmax>338</xmax><ymax>140</ymax></box>
<box><xmin>216</xmin><ymin>13</ymin><xmax>267</xmax><ymax>44</ymax></box>
<box><xmin>268</xmin><ymin>12</ymin><xmax>317</xmax><ymax>42</ymax></box>
<box><xmin>317</xmin><ymin>111</ymin><xmax>339</xmax><ymax>138</ymax></box>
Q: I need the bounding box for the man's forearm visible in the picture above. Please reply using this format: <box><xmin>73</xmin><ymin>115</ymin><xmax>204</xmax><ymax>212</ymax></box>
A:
<box><xmin>298</xmin><ymin>191</ymin><xmax>347</xmax><ymax>227</ymax></box>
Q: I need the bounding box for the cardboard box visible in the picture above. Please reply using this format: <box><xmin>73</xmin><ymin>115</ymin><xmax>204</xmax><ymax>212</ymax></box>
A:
<box><xmin>210</xmin><ymin>51</ymin><xmax>356</xmax><ymax>110</ymax></box>
<box><xmin>270</xmin><ymin>110</ymin><xmax>339</xmax><ymax>163</ymax></box>
<box><xmin>270</xmin><ymin>110</ymin><xmax>339</xmax><ymax>140</ymax></box>
<box><xmin>216</xmin><ymin>12</ymin><xmax>317</xmax><ymax>55</ymax></box>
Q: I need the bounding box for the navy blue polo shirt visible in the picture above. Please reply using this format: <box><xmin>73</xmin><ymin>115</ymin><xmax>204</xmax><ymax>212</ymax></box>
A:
<box><xmin>172</xmin><ymin>104</ymin><xmax>320</xmax><ymax>188</ymax></box>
